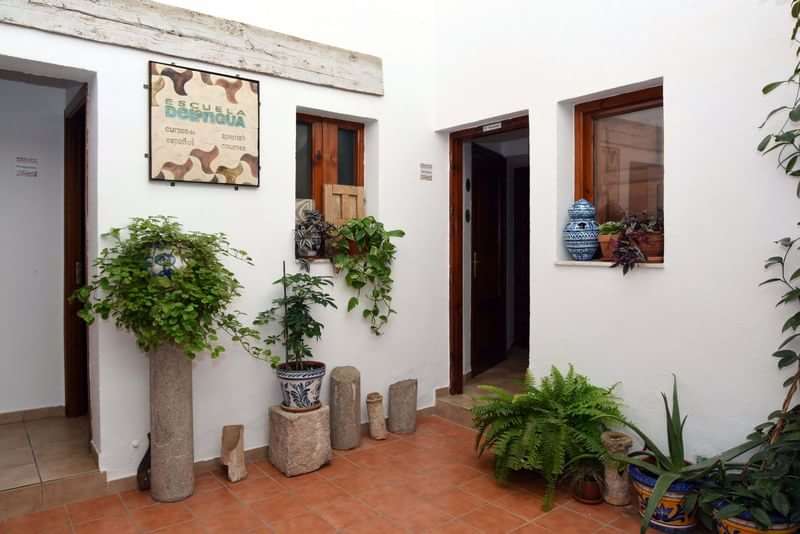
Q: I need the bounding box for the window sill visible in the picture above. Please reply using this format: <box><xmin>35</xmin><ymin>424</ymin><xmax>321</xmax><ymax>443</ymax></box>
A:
<box><xmin>554</xmin><ymin>260</ymin><xmax>664</xmax><ymax>269</ymax></box>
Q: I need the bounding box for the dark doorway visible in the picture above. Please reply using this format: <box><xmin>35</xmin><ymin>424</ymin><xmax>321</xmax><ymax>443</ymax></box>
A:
<box><xmin>64</xmin><ymin>87</ymin><xmax>88</xmax><ymax>418</ymax></box>
<box><xmin>448</xmin><ymin>116</ymin><xmax>530</xmax><ymax>394</ymax></box>
<box><xmin>470</xmin><ymin>144</ymin><xmax>507</xmax><ymax>376</ymax></box>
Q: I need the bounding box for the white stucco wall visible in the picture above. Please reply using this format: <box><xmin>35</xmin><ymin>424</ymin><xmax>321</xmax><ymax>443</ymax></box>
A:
<box><xmin>434</xmin><ymin>0</ymin><xmax>797</xmax><ymax>460</ymax></box>
<box><xmin>0</xmin><ymin>79</ymin><xmax>66</xmax><ymax>413</ymax></box>
<box><xmin>0</xmin><ymin>0</ymin><xmax>446</xmax><ymax>480</ymax></box>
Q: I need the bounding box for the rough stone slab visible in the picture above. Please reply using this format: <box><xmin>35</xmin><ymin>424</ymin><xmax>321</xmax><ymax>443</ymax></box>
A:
<box><xmin>0</xmin><ymin>0</ymin><xmax>384</xmax><ymax>95</ymax></box>
<box><xmin>268</xmin><ymin>405</ymin><xmax>331</xmax><ymax>477</ymax></box>
<box><xmin>388</xmin><ymin>379</ymin><xmax>417</xmax><ymax>433</ymax></box>
<box><xmin>330</xmin><ymin>367</ymin><xmax>361</xmax><ymax>450</ymax></box>
<box><xmin>149</xmin><ymin>343</ymin><xmax>194</xmax><ymax>502</ymax></box>
<box><xmin>221</xmin><ymin>425</ymin><xmax>247</xmax><ymax>483</ymax></box>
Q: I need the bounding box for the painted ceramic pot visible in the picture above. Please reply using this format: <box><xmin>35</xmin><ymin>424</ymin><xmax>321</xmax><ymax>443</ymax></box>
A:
<box><xmin>713</xmin><ymin>504</ymin><xmax>798</xmax><ymax>534</ymax></box>
<box><xmin>148</xmin><ymin>246</ymin><xmax>183</xmax><ymax>277</ymax></box>
<box><xmin>630</xmin><ymin>465</ymin><xmax>697</xmax><ymax>533</ymax></box>
<box><xmin>276</xmin><ymin>361</ymin><xmax>326</xmax><ymax>412</ymax></box>
<box><xmin>563</xmin><ymin>199</ymin><xmax>599</xmax><ymax>261</ymax></box>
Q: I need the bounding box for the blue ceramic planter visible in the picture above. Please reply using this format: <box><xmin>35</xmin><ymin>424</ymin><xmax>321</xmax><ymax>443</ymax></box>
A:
<box><xmin>563</xmin><ymin>199</ymin><xmax>599</xmax><ymax>261</ymax></box>
<box><xmin>276</xmin><ymin>362</ymin><xmax>326</xmax><ymax>412</ymax></box>
<box><xmin>629</xmin><ymin>465</ymin><xmax>698</xmax><ymax>533</ymax></box>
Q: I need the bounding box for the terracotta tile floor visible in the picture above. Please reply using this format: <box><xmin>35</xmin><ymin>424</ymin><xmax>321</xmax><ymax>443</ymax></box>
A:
<box><xmin>0</xmin><ymin>415</ymin><xmax>676</xmax><ymax>533</ymax></box>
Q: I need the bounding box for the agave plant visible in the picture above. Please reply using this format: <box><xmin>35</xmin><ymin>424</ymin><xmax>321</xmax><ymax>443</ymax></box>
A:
<box><xmin>472</xmin><ymin>365</ymin><xmax>623</xmax><ymax>510</ymax></box>
<box><xmin>611</xmin><ymin>377</ymin><xmax>764</xmax><ymax>534</ymax></box>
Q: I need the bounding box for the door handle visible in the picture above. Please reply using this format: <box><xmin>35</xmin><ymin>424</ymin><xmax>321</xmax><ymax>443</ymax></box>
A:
<box><xmin>472</xmin><ymin>252</ymin><xmax>479</xmax><ymax>279</ymax></box>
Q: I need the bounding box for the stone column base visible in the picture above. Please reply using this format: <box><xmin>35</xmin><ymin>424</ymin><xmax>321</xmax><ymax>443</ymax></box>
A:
<box><xmin>268</xmin><ymin>405</ymin><xmax>331</xmax><ymax>477</ymax></box>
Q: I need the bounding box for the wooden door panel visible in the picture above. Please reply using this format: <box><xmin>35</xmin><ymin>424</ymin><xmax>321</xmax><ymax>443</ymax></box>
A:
<box><xmin>324</xmin><ymin>184</ymin><xmax>364</xmax><ymax>227</ymax></box>
<box><xmin>471</xmin><ymin>144</ymin><xmax>507</xmax><ymax>376</ymax></box>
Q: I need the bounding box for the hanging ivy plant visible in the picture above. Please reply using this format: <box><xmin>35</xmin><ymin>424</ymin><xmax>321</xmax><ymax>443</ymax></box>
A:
<box><xmin>73</xmin><ymin>216</ymin><xmax>264</xmax><ymax>360</ymax></box>
<box><xmin>333</xmin><ymin>216</ymin><xmax>405</xmax><ymax>335</ymax></box>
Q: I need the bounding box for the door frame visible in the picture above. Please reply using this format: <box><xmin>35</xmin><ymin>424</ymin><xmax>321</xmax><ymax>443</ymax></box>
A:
<box><xmin>449</xmin><ymin>115</ymin><xmax>529</xmax><ymax>394</ymax></box>
<box><xmin>64</xmin><ymin>85</ymin><xmax>89</xmax><ymax>418</ymax></box>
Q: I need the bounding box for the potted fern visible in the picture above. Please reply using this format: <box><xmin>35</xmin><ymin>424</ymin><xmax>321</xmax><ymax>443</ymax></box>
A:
<box><xmin>74</xmin><ymin>216</ymin><xmax>262</xmax><ymax>502</ymax></box>
<box><xmin>472</xmin><ymin>365</ymin><xmax>623</xmax><ymax>510</ymax></box>
<box><xmin>254</xmin><ymin>262</ymin><xmax>336</xmax><ymax>411</ymax></box>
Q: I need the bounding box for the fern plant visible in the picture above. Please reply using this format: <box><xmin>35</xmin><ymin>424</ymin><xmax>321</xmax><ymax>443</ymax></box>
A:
<box><xmin>472</xmin><ymin>365</ymin><xmax>623</xmax><ymax>510</ymax></box>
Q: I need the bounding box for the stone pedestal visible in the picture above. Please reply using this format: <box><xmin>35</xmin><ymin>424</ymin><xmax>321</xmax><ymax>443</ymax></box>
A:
<box><xmin>366</xmin><ymin>392</ymin><xmax>387</xmax><ymax>440</ymax></box>
<box><xmin>330</xmin><ymin>367</ymin><xmax>361</xmax><ymax>450</ymax></box>
<box><xmin>601</xmin><ymin>431</ymin><xmax>634</xmax><ymax>506</ymax></box>
<box><xmin>388</xmin><ymin>379</ymin><xmax>417</xmax><ymax>433</ymax></box>
<box><xmin>268</xmin><ymin>405</ymin><xmax>331</xmax><ymax>476</ymax></box>
<box><xmin>221</xmin><ymin>425</ymin><xmax>247</xmax><ymax>483</ymax></box>
<box><xmin>149</xmin><ymin>344</ymin><xmax>194</xmax><ymax>502</ymax></box>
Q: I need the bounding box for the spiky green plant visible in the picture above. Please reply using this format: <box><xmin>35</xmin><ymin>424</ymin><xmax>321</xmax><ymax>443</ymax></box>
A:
<box><xmin>610</xmin><ymin>377</ymin><xmax>765</xmax><ymax>534</ymax></box>
<box><xmin>472</xmin><ymin>365</ymin><xmax>623</xmax><ymax>510</ymax></box>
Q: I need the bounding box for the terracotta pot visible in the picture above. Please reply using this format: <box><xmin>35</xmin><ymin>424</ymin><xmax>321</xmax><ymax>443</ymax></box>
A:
<box><xmin>598</xmin><ymin>234</ymin><xmax>619</xmax><ymax>261</ymax></box>
<box><xmin>639</xmin><ymin>232</ymin><xmax>664</xmax><ymax>262</ymax></box>
<box><xmin>630</xmin><ymin>464</ymin><xmax>697</xmax><ymax>533</ymax></box>
<box><xmin>572</xmin><ymin>479</ymin><xmax>604</xmax><ymax>505</ymax></box>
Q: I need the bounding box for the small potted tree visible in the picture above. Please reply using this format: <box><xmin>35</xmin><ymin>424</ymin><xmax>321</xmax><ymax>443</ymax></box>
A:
<box><xmin>74</xmin><ymin>216</ymin><xmax>262</xmax><ymax>502</ymax></box>
<box><xmin>254</xmin><ymin>262</ymin><xmax>336</xmax><ymax>411</ymax></box>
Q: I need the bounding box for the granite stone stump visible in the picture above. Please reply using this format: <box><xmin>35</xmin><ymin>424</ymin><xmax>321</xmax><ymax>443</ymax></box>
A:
<box><xmin>268</xmin><ymin>405</ymin><xmax>331</xmax><ymax>476</ymax></box>
<box><xmin>387</xmin><ymin>379</ymin><xmax>417</xmax><ymax>433</ymax></box>
<box><xmin>366</xmin><ymin>392</ymin><xmax>388</xmax><ymax>440</ymax></box>
<box><xmin>221</xmin><ymin>425</ymin><xmax>247</xmax><ymax>483</ymax></box>
<box><xmin>601</xmin><ymin>431</ymin><xmax>634</xmax><ymax>506</ymax></box>
<box><xmin>330</xmin><ymin>366</ymin><xmax>361</xmax><ymax>450</ymax></box>
<box><xmin>149</xmin><ymin>343</ymin><xmax>194</xmax><ymax>502</ymax></box>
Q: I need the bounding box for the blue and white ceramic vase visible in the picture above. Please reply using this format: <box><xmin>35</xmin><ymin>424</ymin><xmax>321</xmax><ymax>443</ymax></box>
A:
<box><xmin>563</xmin><ymin>199</ymin><xmax>599</xmax><ymax>261</ymax></box>
<box><xmin>276</xmin><ymin>361</ymin><xmax>326</xmax><ymax>412</ymax></box>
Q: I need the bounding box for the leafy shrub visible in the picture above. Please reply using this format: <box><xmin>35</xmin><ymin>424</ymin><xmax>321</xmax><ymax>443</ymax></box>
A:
<box><xmin>74</xmin><ymin>216</ymin><xmax>262</xmax><ymax>359</ymax></box>
<box><xmin>472</xmin><ymin>365</ymin><xmax>623</xmax><ymax>510</ymax></box>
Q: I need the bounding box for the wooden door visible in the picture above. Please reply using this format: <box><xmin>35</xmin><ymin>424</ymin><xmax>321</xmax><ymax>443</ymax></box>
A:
<box><xmin>64</xmin><ymin>89</ymin><xmax>88</xmax><ymax>418</ymax></box>
<box><xmin>470</xmin><ymin>144</ymin><xmax>507</xmax><ymax>376</ymax></box>
<box><xmin>513</xmin><ymin>167</ymin><xmax>530</xmax><ymax>348</ymax></box>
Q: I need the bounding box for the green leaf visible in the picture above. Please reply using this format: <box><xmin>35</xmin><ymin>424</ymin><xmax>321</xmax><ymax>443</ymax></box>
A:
<box><xmin>717</xmin><ymin>503</ymin><xmax>746</xmax><ymax>519</ymax></box>
<box><xmin>347</xmin><ymin>296</ymin><xmax>359</xmax><ymax>312</ymax></box>
<box><xmin>790</xmin><ymin>106</ymin><xmax>800</xmax><ymax>122</ymax></box>
<box><xmin>773</xmin><ymin>492</ymin><xmax>791</xmax><ymax>517</ymax></box>
<box><xmin>760</xmin><ymin>278</ymin><xmax>783</xmax><ymax>286</ymax></box>
<box><xmin>763</xmin><ymin>81</ymin><xmax>785</xmax><ymax>94</ymax></box>
<box><xmin>639</xmin><ymin>473</ymin><xmax>682</xmax><ymax>534</ymax></box>
<box><xmin>751</xmin><ymin>508</ymin><xmax>773</xmax><ymax>530</ymax></box>
<box><xmin>779</xmin><ymin>354</ymin><xmax>799</xmax><ymax>368</ymax></box>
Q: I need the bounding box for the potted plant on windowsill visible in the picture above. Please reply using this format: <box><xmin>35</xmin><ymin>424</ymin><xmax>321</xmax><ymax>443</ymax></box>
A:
<box><xmin>73</xmin><ymin>216</ymin><xmax>263</xmax><ymax>502</ymax></box>
<box><xmin>254</xmin><ymin>262</ymin><xmax>336</xmax><ymax>412</ymax></box>
<box><xmin>295</xmin><ymin>209</ymin><xmax>335</xmax><ymax>259</ymax></box>
<box><xmin>333</xmin><ymin>216</ymin><xmax>404</xmax><ymax>335</ymax></box>
<box><xmin>610</xmin><ymin>377</ymin><xmax>762</xmax><ymax>534</ymax></box>
<box><xmin>610</xmin><ymin>214</ymin><xmax>663</xmax><ymax>274</ymax></box>
<box><xmin>598</xmin><ymin>221</ymin><xmax>624</xmax><ymax>261</ymax></box>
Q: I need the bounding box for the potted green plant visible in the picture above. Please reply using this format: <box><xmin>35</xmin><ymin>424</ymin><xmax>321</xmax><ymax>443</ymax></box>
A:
<box><xmin>295</xmin><ymin>209</ymin><xmax>334</xmax><ymax>258</ymax></box>
<box><xmin>472</xmin><ymin>365</ymin><xmax>623</xmax><ymax>510</ymax></box>
<box><xmin>333</xmin><ymin>216</ymin><xmax>404</xmax><ymax>335</ymax></box>
<box><xmin>698</xmin><ymin>408</ymin><xmax>800</xmax><ymax>533</ymax></box>
<box><xmin>598</xmin><ymin>220</ymin><xmax>624</xmax><ymax>261</ymax></box>
<box><xmin>73</xmin><ymin>216</ymin><xmax>262</xmax><ymax>502</ymax></box>
<box><xmin>565</xmin><ymin>458</ymin><xmax>606</xmax><ymax>505</ymax></box>
<box><xmin>254</xmin><ymin>262</ymin><xmax>336</xmax><ymax>411</ymax></box>
<box><xmin>611</xmin><ymin>377</ymin><xmax>762</xmax><ymax>534</ymax></box>
<box><xmin>639</xmin><ymin>213</ymin><xmax>665</xmax><ymax>261</ymax></box>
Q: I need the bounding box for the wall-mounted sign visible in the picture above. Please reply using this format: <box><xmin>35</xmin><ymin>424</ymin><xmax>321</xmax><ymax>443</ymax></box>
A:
<box><xmin>15</xmin><ymin>156</ymin><xmax>38</xmax><ymax>177</ymax></box>
<box><xmin>149</xmin><ymin>61</ymin><xmax>260</xmax><ymax>187</ymax></box>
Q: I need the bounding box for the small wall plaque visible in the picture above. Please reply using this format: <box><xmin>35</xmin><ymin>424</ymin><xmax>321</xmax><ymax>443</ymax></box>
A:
<box><xmin>420</xmin><ymin>163</ymin><xmax>433</xmax><ymax>181</ymax></box>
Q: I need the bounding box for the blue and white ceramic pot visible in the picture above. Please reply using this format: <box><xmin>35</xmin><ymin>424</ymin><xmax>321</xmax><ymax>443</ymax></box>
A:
<box><xmin>276</xmin><ymin>361</ymin><xmax>326</xmax><ymax>412</ymax></box>
<box><xmin>630</xmin><ymin>465</ymin><xmax>697</xmax><ymax>533</ymax></box>
<box><xmin>563</xmin><ymin>199</ymin><xmax>599</xmax><ymax>261</ymax></box>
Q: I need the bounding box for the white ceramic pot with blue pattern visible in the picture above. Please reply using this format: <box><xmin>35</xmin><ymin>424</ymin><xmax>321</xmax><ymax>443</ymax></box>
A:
<box><xmin>276</xmin><ymin>361</ymin><xmax>326</xmax><ymax>412</ymax></box>
<box><xmin>563</xmin><ymin>199</ymin><xmax>599</xmax><ymax>261</ymax></box>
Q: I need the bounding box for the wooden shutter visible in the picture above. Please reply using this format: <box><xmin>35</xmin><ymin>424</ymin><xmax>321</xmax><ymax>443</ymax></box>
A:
<box><xmin>324</xmin><ymin>184</ymin><xmax>364</xmax><ymax>226</ymax></box>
